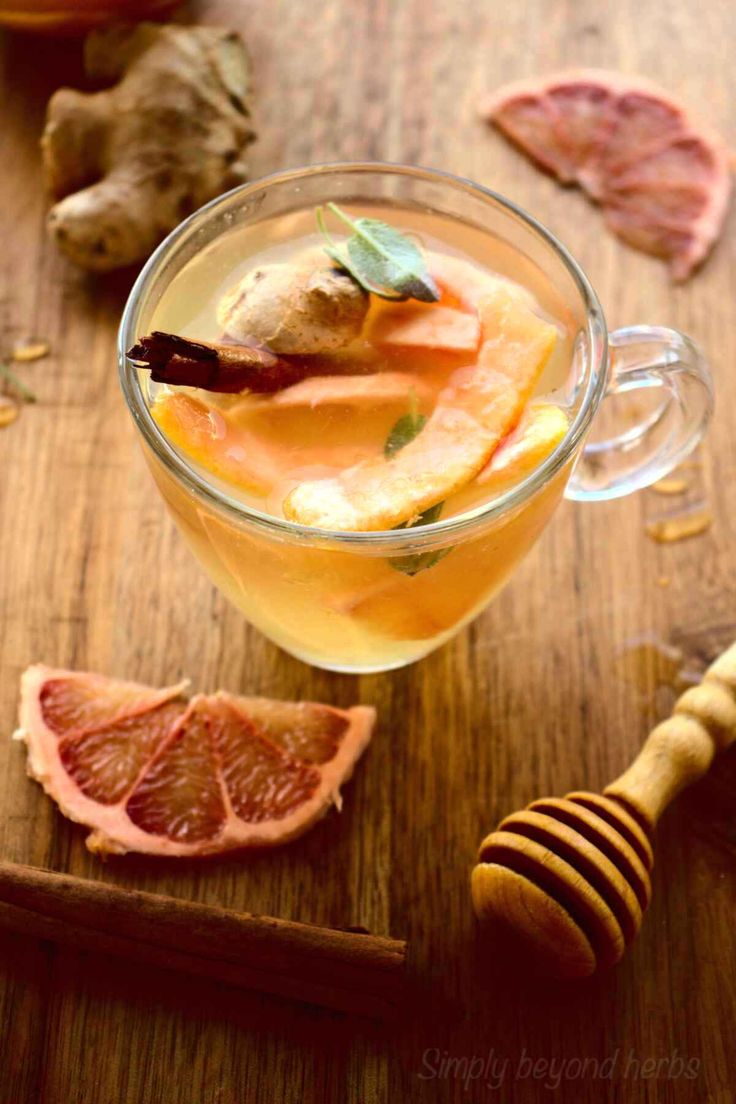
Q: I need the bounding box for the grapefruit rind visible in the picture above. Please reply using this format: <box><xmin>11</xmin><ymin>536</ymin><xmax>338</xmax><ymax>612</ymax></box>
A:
<box><xmin>476</xmin><ymin>403</ymin><xmax>569</xmax><ymax>490</ymax></box>
<box><xmin>283</xmin><ymin>285</ymin><xmax>557</xmax><ymax>531</ymax></box>
<box><xmin>15</xmin><ymin>665</ymin><xmax>375</xmax><ymax>857</ymax></box>
<box><xmin>428</xmin><ymin>252</ymin><xmax>538</xmax><ymax>313</ymax></box>
<box><xmin>153</xmin><ymin>376</ymin><xmax>434</xmax><ymax>495</ymax></box>
<box><xmin>151</xmin><ymin>391</ymin><xmax>281</xmax><ymax>495</ymax></box>
<box><xmin>268</xmin><ymin>371</ymin><xmax>432</xmax><ymax>410</ymax></box>
<box><xmin>368</xmin><ymin>302</ymin><xmax>481</xmax><ymax>353</ymax></box>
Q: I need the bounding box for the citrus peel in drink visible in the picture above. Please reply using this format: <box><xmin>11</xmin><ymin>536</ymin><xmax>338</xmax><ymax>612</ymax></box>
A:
<box><xmin>476</xmin><ymin>403</ymin><xmax>568</xmax><ymax>490</ymax></box>
<box><xmin>480</xmin><ymin>70</ymin><xmax>732</xmax><ymax>280</ymax></box>
<box><xmin>152</xmin><ymin>374</ymin><xmax>435</xmax><ymax>496</ymax></box>
<box><xmin>151</xmin><ymin>391</ymin><xmax>281</xmax><ymax>495</ymax></box>
<box><xmin>267</xmin><ymin>371</ymin><xmax>432</xmax><ymax>410</ymax></box>
<box><xmin>15</xmin><ymin>665</ymin><xmax>375</xmax><ymax>857</ymax></box>
<box><xmin>326</xmin><ymin>402</ymin><xmax>569</xmax><ymax>621</ymax></box>
<box><xmin>428</xmin><ymin>252</ymin><xmax>538</xmax><ymax>313</ymax></box>
<box><xmin>283</xmin><ymin>285</ymin><xmax>557</xmax><ymax>531</ymax></box>
<box><xmin>368</xmin><ymin>301</ymin><xmax>481</xmax><ymax>353</ymax></box>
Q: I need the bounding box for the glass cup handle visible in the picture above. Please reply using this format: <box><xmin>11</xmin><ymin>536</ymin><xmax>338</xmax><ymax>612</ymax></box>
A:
<box><xmin>565</xmin><ymin>325</ymin><xmax>714</xmax><ymax>502</ymax></box>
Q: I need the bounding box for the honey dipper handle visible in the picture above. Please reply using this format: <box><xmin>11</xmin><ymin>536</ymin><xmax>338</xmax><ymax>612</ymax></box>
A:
<box><xmin>604</xmin><ymin>640</ymin><xmax>736</xmax><ymax>831</ymax></box>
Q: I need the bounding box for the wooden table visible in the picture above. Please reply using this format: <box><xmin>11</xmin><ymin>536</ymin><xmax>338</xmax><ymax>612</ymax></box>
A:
<box><xmin>1</xmin><ymin>2</ymin><xmax>734</xmax><ymax>1101</ymax></box>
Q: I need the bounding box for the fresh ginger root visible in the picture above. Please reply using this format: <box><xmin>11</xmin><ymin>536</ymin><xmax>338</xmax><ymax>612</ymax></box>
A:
<box><xmin>217</xmin><ymin>263</ymin><xmax>369</xmax><ymax>354</ymax></box>
<box><xmin>42</xmin><ymin>23</ymin><xmax>255</xmax><ymax>271</ymax></box>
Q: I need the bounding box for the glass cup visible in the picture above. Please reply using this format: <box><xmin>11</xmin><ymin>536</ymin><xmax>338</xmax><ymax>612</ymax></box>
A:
<box><xmin>118</xmin><ymin>163</ymin><xmax>712</xmax><ymax>674</ymax></box>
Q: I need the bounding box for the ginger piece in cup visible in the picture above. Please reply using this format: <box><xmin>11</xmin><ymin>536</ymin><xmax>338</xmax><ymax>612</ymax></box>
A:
<box><xmin>217</xmin><ymin>263</ymin><xmax>369</xmax><ymax>354</ymax></box>
<box><xmin>284</xmin><ymin>285</ymin><xmax>557</xmax><ymax>531</ymax></box>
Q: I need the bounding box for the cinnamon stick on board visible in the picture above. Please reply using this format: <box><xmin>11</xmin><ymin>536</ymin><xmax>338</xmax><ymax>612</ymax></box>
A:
<box><xmin>0</xmin><ymin>861</ymin><xmax>406</xmax><ymax>1018</ymax></box>
<box><xmin>128</xmin><ymin>332</ymin><xmax>306</xmax><ymax>393</ymax></box>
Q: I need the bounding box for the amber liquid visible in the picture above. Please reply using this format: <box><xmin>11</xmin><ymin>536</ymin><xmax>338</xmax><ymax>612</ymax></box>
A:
<box><xmin>144</xmin><ymin>204</ymin><xmax>577</xmax><ymax>671</ymax></box>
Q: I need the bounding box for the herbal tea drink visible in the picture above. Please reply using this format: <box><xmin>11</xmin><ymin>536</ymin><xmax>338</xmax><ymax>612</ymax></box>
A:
<box><xmin>135</xmin><ymin>206</ymin><xmax>572</xmax><ymax>669</ymax></box>
<box><xmin>120</xmin><ymin>165</ymin><xmax>711</xmax><ymax>672</ymax></box>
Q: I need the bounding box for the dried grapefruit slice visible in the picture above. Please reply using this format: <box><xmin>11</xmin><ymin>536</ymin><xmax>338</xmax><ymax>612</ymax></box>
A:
<box><xmin>283</xmin><ymin>284</ymin><xmax>557</xmax><ymax>531</ymax></box>
<box><xmin>15</xmin><ymin>665</ymin><xmax>375</xmax><ymax>856</ymax></box>
<box><xmin>480</xmin><ymin>70</ymin><xmax>732</xmax><ymax>279</ymax></box>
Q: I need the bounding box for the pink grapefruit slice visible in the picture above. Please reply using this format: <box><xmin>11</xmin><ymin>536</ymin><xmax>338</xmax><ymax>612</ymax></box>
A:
<box><xmin>368</xmin><ymin>302</ymin><xmax>481</xmax><ymax>354</ymax></box>
<box><xmin>480</xmin><ymin>70</ymin><xmax>732</xmax><ymax>280</ymax></box>
<box><xmin>268</xmin><ymin>371</ymin><xmax>431</xmax><ymax>410</ymax></box>
<box><xmin>429</xmin><ymin>252</ymin><xmax>537</xmax><ymax>313</ymax></box>
<box><xmin>153</xmin><ymin>378</ymin><xmax>435</xmax><ymax>495</ymax></box>
<box><xmin>152</xmin><ymin>391</ymin><xmax>281</xmax><ymax>495</ymax></box>
<box><xmin>476</xmin><ymin>402</ymin><xmax>568</xmax><ymax>490</ymax></box>
<box><xmin>283</xmin><ymin>284</ymin><xmax>557</xmax><ymax>531</ymax></box>
<box><xmin>15</xmin><ymin>665</ymin><xmax>375</xmax><ymax>857</ymax></box>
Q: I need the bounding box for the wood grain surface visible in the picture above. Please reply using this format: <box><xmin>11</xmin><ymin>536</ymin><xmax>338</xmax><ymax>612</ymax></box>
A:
<box><xmin>1</xmin><ymin>2</ymin><xmax>734</xmax><ymax>1101</ymax></box>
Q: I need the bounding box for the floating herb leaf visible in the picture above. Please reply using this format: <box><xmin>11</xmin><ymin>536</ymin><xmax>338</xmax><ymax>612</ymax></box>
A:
<box><xmin>389</xmin><ymin>543</ymin><xmax>451</xmax><ymax>577</ymax></box>
<box><xmin>390</xmin><ymin>500</ymin><xmax>451</xmax><ymax>575</ymax></box>
<box><xmin>384</xmin><ymin>385</ymin><xmax>426</xmax><ymax>458</ymax></box>
<box><xmin>384</xmin><ymin>393</ymin><xmax>452</xmax><ymax>574</ymax></box>
<box><xmin>317</xmin><ymin>203</ymin><xmax>440</xmax><ymax>303</ymax></box>
<box><xmin>384</xmin><ymin>411</ymin><xmax>428</xmax><ymax>458</ymax></box>
<box><xmin>396</xmin><ymin>502</ymin><xmax>444</xmax><ymax>529</ymax></box>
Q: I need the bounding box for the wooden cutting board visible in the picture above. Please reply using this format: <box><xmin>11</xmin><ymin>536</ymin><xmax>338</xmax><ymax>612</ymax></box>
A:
<box><xmin>0</xmin><ymin>1</ymin><xmax>734</xmax><ymax>1101</ymax></box>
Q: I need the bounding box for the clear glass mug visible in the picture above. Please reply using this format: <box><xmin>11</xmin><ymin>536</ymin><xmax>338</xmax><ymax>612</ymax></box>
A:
<box><xmin>118</xmin><ymin>163</ymin><xmax>712</xmax><ymax>674</ymax></box>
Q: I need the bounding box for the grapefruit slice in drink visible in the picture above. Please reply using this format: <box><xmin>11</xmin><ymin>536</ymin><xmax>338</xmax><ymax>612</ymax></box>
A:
<box><xmin>327</xmin><ymin>400</ymin><xmax>569</xmax><ymax>634</ymax></box>
<box><xmin>284</xmin><ymin>284</ymin><xmax>557</xmax><ymax>531</ymax></box>
<box><xmin>15</xmin><ymin>665</ymin><xmax>375</xmax><ymax>857</ymax></box>
<box><xmin>267</xmin><ymin>371</ymin><xmax>431</xmax><ymax>410</ymax></box>
<box><xmin>476</xmin><ymin>402</ymin><xmax>568</xmax><ymax>491</ymax></box>
<box><xmin>152</xmin><ymin>391</ymin><xmax>282</xmax><ymax>495</ymax></box>
<box><xmin>153</xmin><ymin>375</ymin><xmax>437</xmax><ymax>495</ymax></box>
<box><xmin>368</xmin><ymin>301</ymin><xmax>481</xmax><ymax>354</ymax></box>
<box><xmin>480</xmin><ymin>70</ymin><xmax>732</xmax><ymax>280</ymax></box>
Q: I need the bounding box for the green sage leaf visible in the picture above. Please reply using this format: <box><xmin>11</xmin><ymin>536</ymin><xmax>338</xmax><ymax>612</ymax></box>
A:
<box><xmin>384</xmin><ymin>398</ymin><xmax>452</xmax><ymax>575</ymax></box>
<box><xmin>384</xmin><ymin>411</ymin><xmax>428</xmax><ymax>458</ymax></box>
<box><xmin>317</xmin><ymin>203</ymin><xmax>440</xmax><ymax>303</ymax></box>
<box><xmin>390</xmin><ymin>500</ymin><xmax>451</xmax><ymax>574</ymax></box>
<box><xmin>394</xmin><ymin>501</ymin><xmax>444</xmax><ymax>530</ymax></box>
<box><xmin>389</xmin><ymin>544</ymin><xmax>451</xmax><ymax>577</ymax></box>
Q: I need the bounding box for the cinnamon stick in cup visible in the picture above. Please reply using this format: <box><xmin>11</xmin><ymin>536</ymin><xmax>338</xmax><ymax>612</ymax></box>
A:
<box><xmin>128</xmin><ymin>332</ymin><xmax>306</xmax><ymax>394</ymax></box>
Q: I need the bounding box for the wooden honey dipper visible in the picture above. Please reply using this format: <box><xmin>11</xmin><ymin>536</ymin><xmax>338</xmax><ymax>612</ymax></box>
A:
<box><xmin>471</xmin><ymin>640</ymin><xmax>736</xmax><ymax>979</ymax></box>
